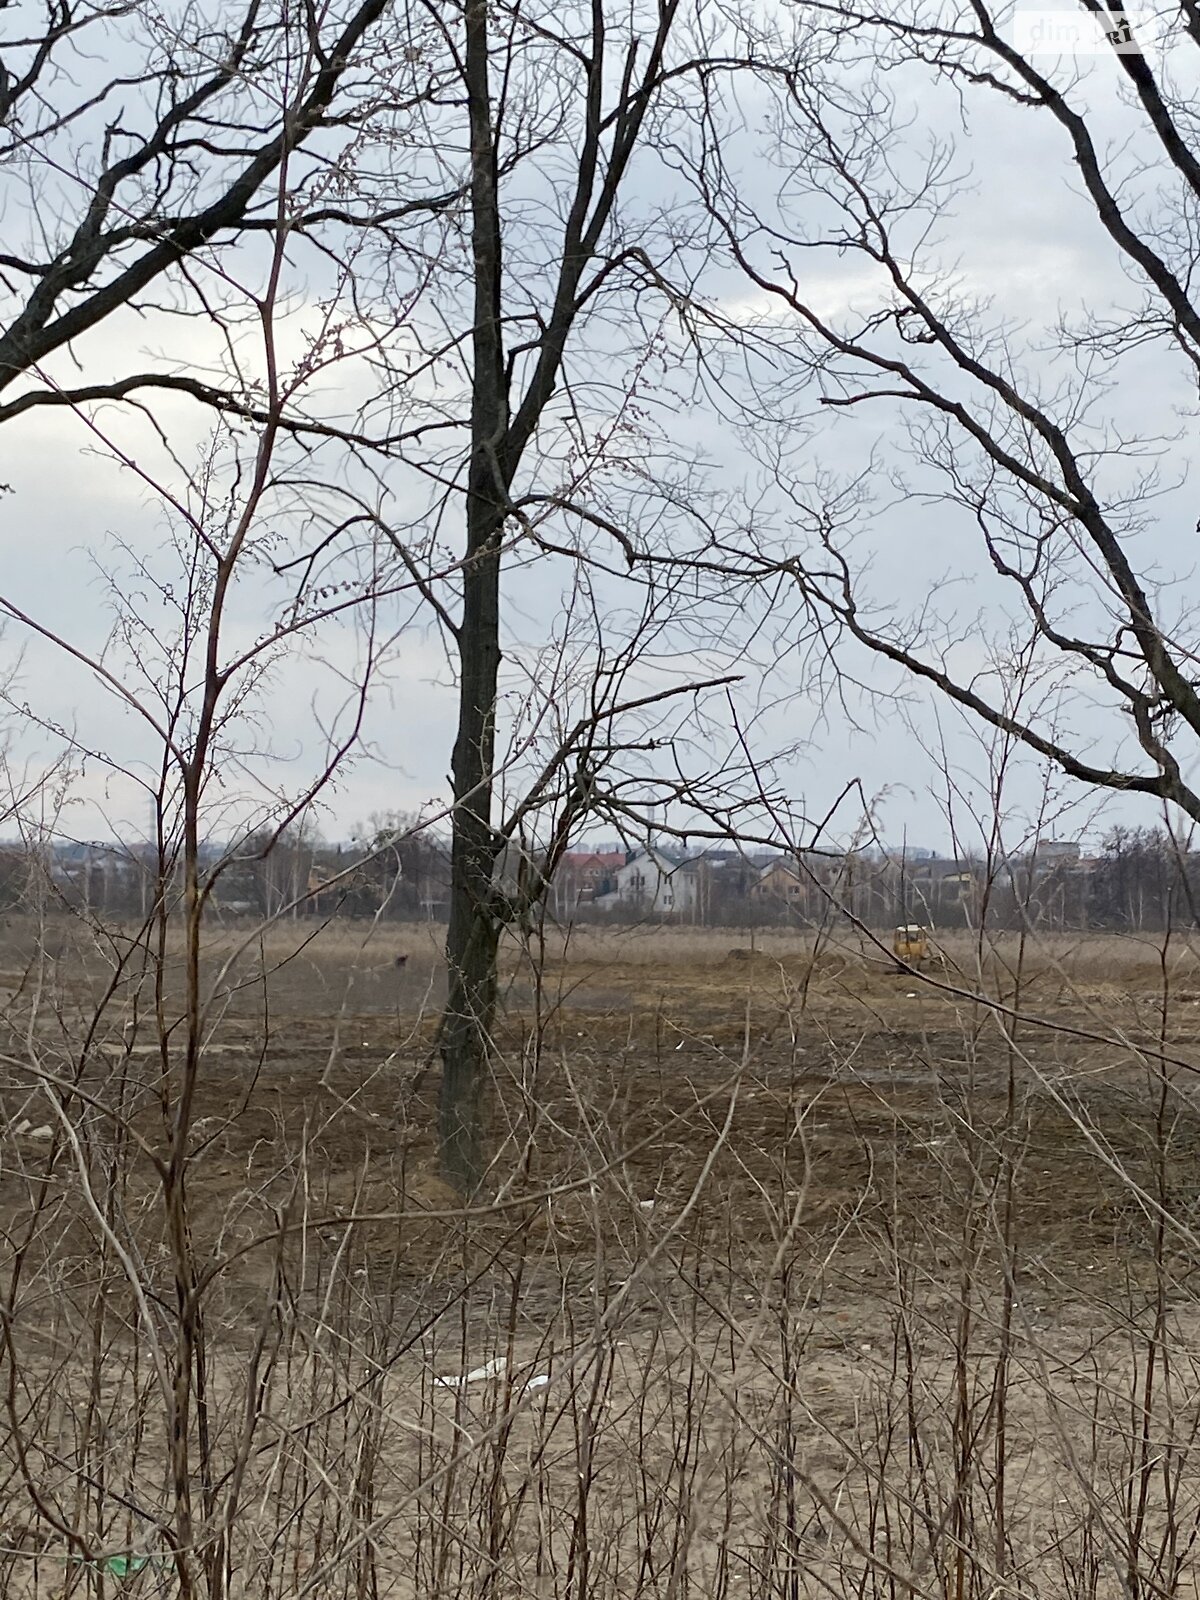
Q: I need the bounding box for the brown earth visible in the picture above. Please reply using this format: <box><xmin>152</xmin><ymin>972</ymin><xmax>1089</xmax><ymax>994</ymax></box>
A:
<box><xmin>3</xmin><ymin>918</ymin><xmax>1200</xmax><ymax>1598</ymax></box>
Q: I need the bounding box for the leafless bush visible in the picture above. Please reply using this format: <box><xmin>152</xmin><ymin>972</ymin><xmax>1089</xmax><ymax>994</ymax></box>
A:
<box><xmin>4</xmin><ymin>867</ymin><xmax>1200</xmax><ymax>1600</ymax></box>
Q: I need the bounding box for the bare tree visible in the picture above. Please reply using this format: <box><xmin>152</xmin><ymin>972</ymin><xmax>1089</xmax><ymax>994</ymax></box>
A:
<box><xmin>0</xmin><ymin>0</ymin><xmax>452</xmax><ymax>420</ymax></box>
<box><xmin>426</xmin><ymin>0</ymin><xmax>731</xmax><ymax>1187</ymax></box>
<box><xmin>690</xmin><ymin>2</ymin><xmax>1200</xmax><ymax>830</ymax></box>
<box><xmin>263</xmin><ymin>0</ymin><xmax>771</xmax><ymax>1188</ymax></box>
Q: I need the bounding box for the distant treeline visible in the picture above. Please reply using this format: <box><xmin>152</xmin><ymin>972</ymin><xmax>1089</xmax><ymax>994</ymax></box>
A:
<box><xmin>0</xmin><ymin>825</ymin><xmax>453</xmax><ymax>923</ymax></box>
<box><xmin>4</xmin><ymin>824</ymin><xmax>1198</xmax><ymax>932</ymax></box>
<box><xmin>1084</xmin><ymin>827</ymin><xmax>1200</xmax><ymax>932</ymax></box>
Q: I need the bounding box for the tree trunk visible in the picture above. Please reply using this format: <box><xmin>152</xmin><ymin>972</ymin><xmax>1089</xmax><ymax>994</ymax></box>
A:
<box><xmin>440</xmin><ymin>845</ymin><xmax>500</xmax><ymax>1190</ymax></box>
<box><xmin>440</xmin><ymin>505</ymin><xmax>503</xmax><ymax>1190</ymax></box>
<box><xmin>439</xmin><ymin>0</ymin><xmax>507</xmax><ymax>1191</ymax></box>
<box><xmin>435</xmin><ymin>0</ymin><xmax>674</xmax><ymax>1184</ymax></box>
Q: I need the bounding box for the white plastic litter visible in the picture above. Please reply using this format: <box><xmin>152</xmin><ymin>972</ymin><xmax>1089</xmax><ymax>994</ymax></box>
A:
<box><xmin>13</xmin><ymin>1119</ymin><xmax>30</xmax><ymax>1135</ymax></box>
<box><xmin>906</xmin><ymin>992</ymin><xmax>917</xmax><ymax>998</ymax></box>
<box><xmin>29</xmin><ymin>1126</ymin><xmax>52</xmax><ymax>1139</ymax></box>
<box><xmin>639</xmin><ymin>1200</ymin><xmax>655</xmax><ymax>1210</ymax></box>
<box><xmin>434</xmin><ymin>1358</ymin><xmax>551</xmax><ymax>1397</ymax></box>
<box><xmin>434</xmin><ymin>1357</ymin><xmax>508</xmax><ymax>1388</ymax></box>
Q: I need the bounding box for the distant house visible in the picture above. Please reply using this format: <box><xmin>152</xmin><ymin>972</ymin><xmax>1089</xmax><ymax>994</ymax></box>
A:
<box><xmin>996</xmin><ymin>839</ymin><xmax>1084</xmax><ymax>889</ymax></box>
<box><xmin>595</xmin><ymin>847</ymin><xmax>697</xmax><ymax>916</ymax></box>
<box><xmin>749</xmin><ymin>855</ymin><xmax>836</xmax><ymax>919</ymax></box>
<box><xmin>751</xmin><ymin>859</ymin><xmax>809</xmax><ymax>912</ymax></box>
<box><xmin>994</xmin><ymin>840</ymin><xmax>1081</xmax><ymax>876</ymax></box>
<box><xmin>902</xmin><ymin>860</ymin><xmax>983</xmax><ymax>923</ymax></box>
<box><xmin>551</xmin><ymin>850</ymin><xmax>626</xmax><ymax>917</ymax></box>
<box><xmin>1034</xmin><ymin>840</ymin><xmax>1081</xmax><ymax>864</ymax></box>
<box><xmin>558</xmin><ymin>850</ymin><xmax>625</xmax><ymax>897</ymax></box>
<box><xmin>1001</xmin><ymin>840</ymin><xmax>1092</xmax><ymax>926</ymax></box>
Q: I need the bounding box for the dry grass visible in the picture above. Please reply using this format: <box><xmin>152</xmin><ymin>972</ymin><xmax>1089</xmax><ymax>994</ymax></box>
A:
<box><xmin>533</xmin><ymin>919</ymin><xmax>1200</xmax><ymax>983</ymax></box>
<box><xmin>3</xmin><ymin>915</ymin><xmax>1200</xmax><ymax>1598</ymax></box>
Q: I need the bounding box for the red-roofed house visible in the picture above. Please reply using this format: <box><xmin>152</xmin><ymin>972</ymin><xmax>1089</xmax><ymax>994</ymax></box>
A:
<box><xmin>551</xmin><ymin>851</ymin><xmax>626</xmax><ymax>917</ymax></box>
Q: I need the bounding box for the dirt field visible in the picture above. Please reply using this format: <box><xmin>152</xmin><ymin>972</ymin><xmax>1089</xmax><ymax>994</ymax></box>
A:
<box><xmin>3</xmin><ymin>917</ymin><xmax>1200</xmax><ymax>1599</ymax></box>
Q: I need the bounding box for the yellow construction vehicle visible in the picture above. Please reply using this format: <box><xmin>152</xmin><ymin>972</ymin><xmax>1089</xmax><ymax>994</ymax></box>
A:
<box><xmin>892</xmin><ymin>923</ymin><xmax>928</xmax><ymax>968</ymax></box>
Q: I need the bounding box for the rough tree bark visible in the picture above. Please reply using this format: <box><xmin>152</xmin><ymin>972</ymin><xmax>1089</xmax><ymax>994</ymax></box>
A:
<box><xmin>440</xmin><ymin>0</ymin><xmax>508</xmax><ymax>1190</ymax></box>
<box><xmin>435</xmin><ymin>0</ymin><xmax>696</xmax><ymax>1187</ymax></box>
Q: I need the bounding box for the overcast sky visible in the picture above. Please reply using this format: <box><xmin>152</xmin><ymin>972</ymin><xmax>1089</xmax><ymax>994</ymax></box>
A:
<box><xmin>1</xmin><ymin>1</ymin><xmax>1195</xmax><ymax>857</ymax></box>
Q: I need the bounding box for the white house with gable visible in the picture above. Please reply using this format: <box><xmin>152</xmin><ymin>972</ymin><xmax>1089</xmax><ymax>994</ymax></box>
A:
<box><xmin>596</xmin><ymin>847</ymin><xmax>698</xmax><ymax>916</ymax></box>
